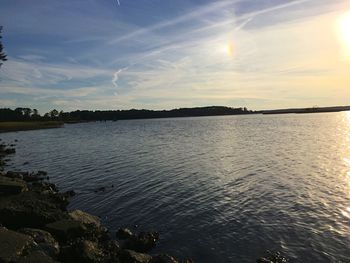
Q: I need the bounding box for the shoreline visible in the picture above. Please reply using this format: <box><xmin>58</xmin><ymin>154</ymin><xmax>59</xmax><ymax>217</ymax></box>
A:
<box><xmin>0</xmin><ymin>121</ymin><xmax>64</xmax><ymax>133</ymax></box>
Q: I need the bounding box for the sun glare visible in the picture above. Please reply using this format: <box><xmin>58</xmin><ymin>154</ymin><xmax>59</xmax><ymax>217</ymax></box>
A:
<box><xmin>338</xmin><ymin>12</ymin><xmax>350</xmax><ymax>47</ymax></box>
<box><xmin>224</xmin><ymin>42</ymin><xmax>235</xmax><ymax>57</ymax></box>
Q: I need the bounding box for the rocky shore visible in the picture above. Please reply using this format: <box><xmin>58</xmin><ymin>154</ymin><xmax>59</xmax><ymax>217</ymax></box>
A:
<box><xmin>0</xmin><ymin>139</ymin><xmax>288</xmax><ymax>263</ymax></box>
<box><xmin>0</xmin><ymin>140</ymin><xmax>192</xmax><ymax>263</ymax></box>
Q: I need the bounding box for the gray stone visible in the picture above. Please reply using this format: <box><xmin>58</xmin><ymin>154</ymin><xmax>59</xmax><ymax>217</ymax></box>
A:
<box><xmin>0</xmin><ymin>176</ymin><xmax>28</xmax><ymax>195</ymax></box>
<box><xmin>123</xmin><ymin>231</ymin><xmax>159</xmax><ymax>253</ymax></box>
<box><xmin>18</xmin><ymin>228</ymin><xmax>60</xmax><ymax>257</ymax></box>
<box><xmin>45</xmin><ymin>219</ymin><xmax>87</xmax><ymax>241</ymax></box>
<box><xmin>5</xmin><ymin>171</ymin><xmax>27</xmax><ymax>180</ymax></box>
<box><xmin>116</xmin><ymin>227</ymin><xmax>135</xmax><ymax>239</ymax></box>
<box><xmin>60</xmin><ymin>240</ymin><xmax>104</xmax><ymax>263</ymax></box>
<box><xmin>0</xmin><ymin>227</ymin><xmax>35</xmax><ymax>262</ymax></box>
<box><xmin>69</xmin><ymin>210</ymin><xmax>101</xmax><ymax>227</ymax></box>
<box><xmin>0</xmin><ymin>191</ymin><xmax>68</xmax><ymax>229</ymax></box>
<box><xmin>256</xmin><ymin>251</ymin><xmax>289</xmax><ymax>263</ymax></box>
<box><xmin>119</xmin><ymin>249</ymin><xmax>152</xmax><ymax>263</ymax></box>
<box><xmin>16</xmin><ymin>250</ymin><xmax>59</xmax><ymax>263</ymax></box>
<box><xmin>79</xmin><ymin>240</ymin><xmax>104</xmax><ymax>263</ymax></box>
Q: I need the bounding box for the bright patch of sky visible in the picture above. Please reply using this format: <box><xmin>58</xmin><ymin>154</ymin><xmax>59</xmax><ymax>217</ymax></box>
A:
<box><xmin>0</xmin><ymin>0</ymin><xmax>350</xmax><ymax>112</ymax></box>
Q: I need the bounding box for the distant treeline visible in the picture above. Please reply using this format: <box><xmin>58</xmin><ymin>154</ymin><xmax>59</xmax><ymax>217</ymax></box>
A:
<box><xmin>0</xmin><ymin>106</ymin><xmax>254</xmax><ymax>122</ymax></box>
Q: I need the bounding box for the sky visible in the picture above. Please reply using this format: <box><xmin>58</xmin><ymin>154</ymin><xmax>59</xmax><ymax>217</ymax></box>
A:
<box><xmin>0</xmin><ymin>0</ymin><xmax>350</xmax><ymax>113</ymax></box>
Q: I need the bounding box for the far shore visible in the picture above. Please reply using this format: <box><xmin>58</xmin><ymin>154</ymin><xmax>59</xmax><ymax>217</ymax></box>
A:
<box><xmin>0</xmin><ymin>121</ymin><xmax>64</xmax><ymax>133</ymax></box>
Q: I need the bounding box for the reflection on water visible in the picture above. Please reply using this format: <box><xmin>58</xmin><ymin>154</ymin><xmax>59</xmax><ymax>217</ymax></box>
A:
<box><xmin>2</xmin><ymin>112</ymin><xmax>350</xmax><ymax>262</ymax></box>
<box><xmin>343</xmin><ymin>112</ymin><xmax>350</xmax><ymax>222</ymax></box>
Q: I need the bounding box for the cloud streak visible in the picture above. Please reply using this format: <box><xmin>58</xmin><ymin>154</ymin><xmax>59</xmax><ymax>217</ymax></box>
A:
<box><xmin>112</xmin><ymin>67</ymin><xmax>128</xmax><ymax>90</ymax></box>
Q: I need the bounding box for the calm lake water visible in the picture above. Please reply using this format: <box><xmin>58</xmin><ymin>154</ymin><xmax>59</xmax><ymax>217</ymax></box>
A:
<box><xmin>2</xmin><ymin>113</ymin><xmax>350</xmax><ymax>262</ymax></box>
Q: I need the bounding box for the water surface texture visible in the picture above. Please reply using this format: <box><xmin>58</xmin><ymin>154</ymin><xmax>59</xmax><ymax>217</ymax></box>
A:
<box><xmin>2</xmin><ymin>113</ymin><xmax>350</xmax><ymax>262</ymax></box>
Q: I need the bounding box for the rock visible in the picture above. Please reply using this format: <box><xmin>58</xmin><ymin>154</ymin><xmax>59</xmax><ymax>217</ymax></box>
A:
<box><xmin>119</xmin><ymin>249</ymin><xmax>152</xmax><ymax>263</ymax></box>
<box><xmin>5</xmin><ymin>171</ymin><xmax>27</xmax><ymax>180</ymax></box>
<box><xmin>116</xmin><ymin>227</ymin><xmax>135</xmax><ymax>239</ymax></box>
<box><xmin>60</xmin><ymin>240</ymin><xmax>104</xmax><ymax>263</ymax></box>
<box><xmin>67</xmin><ymin>210</ymin><xmax>108</xmax><ymax>242</ymax></box>
<box><xmin>23</xmin><ymin>172</ymin><xmax>49</xmax><ymax>183</ymax></box>
<box><xmin>63</xmin><ymin>190</ymin><xmax>76</xmax><ymax>197</ymax></box>
<box><xmin>104</xmin><ymin>239</ymin><xmax>120</xmax><ymax>257</ymax></box>
<box><xmin>0</xmin><ymin>191</ymin><xmax>69</xmax><ymax>229</ymax></box>
<box><xmin>150</xmin><ymin>254</ymin><xmax>179</xmax><ymax>263</ymax></box>
<box><xmin>23</xmin><ymin>161</ymin><xmax>29</xmax><ymax>165</ymax></box>
<box><xmin>123</xmin><ymin>231</ymin><xmax>159</xmax><ymax>253</ymax></box>
<box><xmin>45</xmin><ymin>219</ymin><xmax>87</xmax><ymax>241</ymax></box>
<box><xmin>0</xmin><ymin>176</ymin><xmax>28</xmax><ymax>195</ymax></box>
<box><xmin>257</xmin><ymin>258</ymin><xmax>273</xmax><ymax>263</ymax></box>
<box><xmin>69</xmin><ymin>210</ymin><xmax>100</xmax><ymax>227</ymax></box>
<box><xmin>257</xmin><ymin>251</ymin><xmax>289</xmax><ymax>263</ymax></box>
<box><xmin>4</xmin><ymin>148</ymin><xmax>16</xmax><ymax>154</ymax></box>
<box><xmin>30</xmin><ymin>182</ymin><xmax>58</xmax><ymax>194</ymax></box>
<box><xmin>0</xmin><ymin>227</ymin><xmax>35</xmax><ymax>262</ymax></box>
<box><xmin>18</xmin><ymin>228</ymin><xmax>60</xmax><ymax>257</ymax></box>
<box><xmin>16</xmin><ymin>250</ymin><xmax>59</xmax><ymax>263</ymax></box>
<box><xmin>38</xmin><ymin>170</ymin><xmax>48</xmax><ymax>176</ymax></box>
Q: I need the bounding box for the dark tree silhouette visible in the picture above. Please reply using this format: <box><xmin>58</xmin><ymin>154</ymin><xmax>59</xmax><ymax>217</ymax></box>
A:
<box><xmin>0</xmin><ymin>26</ymin><xmax>7</xmax><ymax>68</ymax></box>
<box><xmin>0</xmin><ymin>106</ymin><xmax>255</xmax><ymax>122</ymax></box>
<box><xmin>49</xmin><ymin>109</ymin><xmax>59</xmax><ymax>118</ymax></box>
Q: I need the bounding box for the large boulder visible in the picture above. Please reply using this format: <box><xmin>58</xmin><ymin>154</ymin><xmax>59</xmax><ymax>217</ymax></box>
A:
<box><xmin>0</xmin><ymin>191</ymin><xmax>69</xmax><ymax>229</ymax></box>
<box><xmin>0</xmin><ymin>227</ymin><xmax>35</xmax><ymax>262</ymax></box>
<box><xmin>5</xmin><ymin>171</ymin><xmax>27</xmax><ymax>180</ymax></box>
<box><xmin>69</xmin><ymin>210</ymin><xmax>101</xmax><ymax>227</ymax></box>
<box><xmin>103</xmin><ymin>239</ymin><xmax>121</xmax><ymax>261</ymax></box>
<box><xmin>45</xmin><ymin>219</ymin><xmax>87</xmax><ymax>241</ymax></box>
<box><xmin>18</xmin><ymin>228</ymin><xmax>60</xmax><ymax>257</ymax></box>
<box><xmin>119</xmin><ymin>249</ymin><xmax>152</xmax><ymax>263</ymax></box>
<box><xmin>60</xmin><ymin>240</ymin><xmax>104</xmax><ymax>263</ymax></box>
<box><xmin>122</xmin><ymin>231</ymin><xmax>159</xmax><ymax>253</ymax></box>
<box><xmin>0</xmin><ymin>176</ymin><xmax>28</xmax><ymax>196</ymax></box>
<box><xmin>116</xmin><ymin>227</ymin><xmax>135</xmax><ymax>239</ymax></box>
<box><xmin>16</xmin><ymin>250</ymin><xmax>59</xmax><ymax>263</ymax></box>
<box><xmin>29</xmin><ymin>182</ymin><xmax>58</xmax><ymax>195</ymax></box>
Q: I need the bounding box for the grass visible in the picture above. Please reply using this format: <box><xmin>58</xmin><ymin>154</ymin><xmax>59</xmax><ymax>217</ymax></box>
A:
<box><xmin>0</xmin><ymin>121</ymin><xmax>64</xmax><ymax>133</ymax></box>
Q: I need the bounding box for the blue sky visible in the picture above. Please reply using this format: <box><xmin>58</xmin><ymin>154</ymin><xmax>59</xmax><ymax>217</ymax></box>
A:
<box><xmin>0</xmin><ymin>0</ymin><xmax>350</xmax><ymax>113</ymax></box>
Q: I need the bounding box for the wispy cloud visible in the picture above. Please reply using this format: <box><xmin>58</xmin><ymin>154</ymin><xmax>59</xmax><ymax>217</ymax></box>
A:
<box><xmin>112</xmin><ymin>67</ymin><xmax>128</xmax><ymax>90</ymax></box>
<box><xmin>108</xmin><ymin>1</ymin><xmax>237</xmax><ymax>45</ymax></box>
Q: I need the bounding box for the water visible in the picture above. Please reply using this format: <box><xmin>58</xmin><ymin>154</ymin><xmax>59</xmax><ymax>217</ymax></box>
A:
<box><xmin>2</xmin><ymin>112</ymin><xmax>350</xmax><ymax>262</ymax></box>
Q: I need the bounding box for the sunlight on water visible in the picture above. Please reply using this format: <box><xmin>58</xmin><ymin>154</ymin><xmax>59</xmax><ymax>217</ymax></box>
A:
<box><xmin>344</xmin><ymin>158</ymin><xmax>350</xmax><ymax>165</ymax></box>
<box><xmin>346</xmin><ymin>111</ymin><xmax>350</xmax><ymax>121</ymax></box>
<box><xmin>341</xmin><ymin>210</ymin><xmax>350</xmax><ymax>219</ymax></box>
<box><xmin>342</xmin><ymin>112</ymin><xmax>350</xmax><ymax>220</ymax></box>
